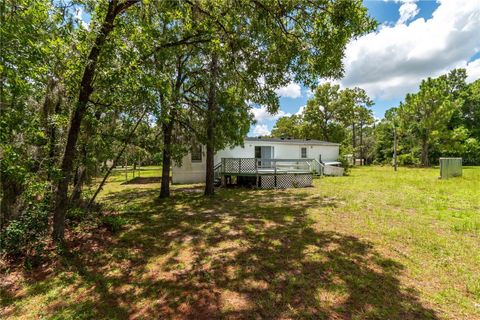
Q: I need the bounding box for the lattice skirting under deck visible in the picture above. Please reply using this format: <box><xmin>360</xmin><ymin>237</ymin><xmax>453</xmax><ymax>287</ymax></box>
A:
<box><xmin>258</xmin><ymin>174</ymin><xmax>312</xmax><ymax>189</ymax></box>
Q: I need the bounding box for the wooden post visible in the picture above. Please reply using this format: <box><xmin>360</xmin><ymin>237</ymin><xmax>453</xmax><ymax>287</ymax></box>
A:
<box><xmin>274</xmin><ymin>160</ymin><xmax>277</xmax><ymax>188</ymax></box>
<box><xmin>239</xmin><ymin>158</ymin><xmax>242</xmax><ymax>174</ymax></box>
<box><xmin>222</xmin><ymin>158</ymin><xmax>226</xmax><ymax>187</ymax></box>
<box><xmin>125</xmin><ymin>158</ymin><xmax>128</xmax><ymax>182</ymax></box>
<box><xmin>255</xmin><ymin>158</ymin><xmax>259</xmax><ymax>188</ymax></box>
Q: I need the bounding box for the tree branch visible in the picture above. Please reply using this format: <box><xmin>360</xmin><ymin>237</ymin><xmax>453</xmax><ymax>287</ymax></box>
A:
<box><xmin>87</xmin><ymin>105</ymin><xmax>149</xmax><ymax>207</ymax></box>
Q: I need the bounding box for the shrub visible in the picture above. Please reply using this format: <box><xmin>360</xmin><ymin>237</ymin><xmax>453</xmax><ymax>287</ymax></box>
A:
<box><xmin>0</xmin><ymin>202</ymin><xmax>48</xmax><ymax>257</ymax></box>
<box><xmin>23</xmin><ymin>243</ymin><xmax>46</xmax><ymax>270</ymax></box>
<box><xmin>66</xmin><ymin>207</ymin><xmax>92</xmax><ymax>224</ymax></box>
<box><xmin>338</xmin><ymin>155</ymin><xmax>351</xmax><ymax>175</ymax></box>
<box><xmin>101</xmin><ymin>215</ymin><xmax>127</xmax><ymax>233</ymax></box>
<box><xmin>152</xmin><ymin>152</ymin><xmax>163</xmax><ymax>165</ymax></box>
<box><xmin>397</xmin><ymin>153</ymin><xmax>420</xmax><ymax>166</ymax></box>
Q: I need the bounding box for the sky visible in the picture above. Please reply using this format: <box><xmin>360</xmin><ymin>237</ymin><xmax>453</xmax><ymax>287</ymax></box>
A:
<box><xmin>250</xmin><ymin>0</ymin><xmax>480</xmax><ymax>137</ymax></box>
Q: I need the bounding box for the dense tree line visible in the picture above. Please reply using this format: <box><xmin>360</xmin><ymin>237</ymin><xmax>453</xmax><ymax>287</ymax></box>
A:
<box><xmin>376</xmin><ymin>69</ymin><xmax>480</xmax><ymax>167</ymax></box>
<box><xmin>271</xmin><ymin>83</ymin><xmax>375</xmax><ymax>161</ymax></box>
<box><xmin>272</xmin><ymin>69</ymin><xmax>480</xmax><ymax>166</ymax></box>
<box><xmin>0</xmin><ymin>0</ymin><xmax>374</xmax><ymax>257</ymax></box>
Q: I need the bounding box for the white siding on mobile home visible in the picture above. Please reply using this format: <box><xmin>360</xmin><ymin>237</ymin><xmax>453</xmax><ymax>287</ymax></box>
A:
<box><xmin>172</xmin><ymin>138</ymin><xmax>340</xmax><ymax>184</ymax></box>
<box><xmin>172</xmin><ymin>146</ymin><xmax>206</xmax><ymax>184</ymax></box>
<box><xmin>214</xmin><ymin>141</ymin><xmax>338</xmax><ymax>163</ymax></box>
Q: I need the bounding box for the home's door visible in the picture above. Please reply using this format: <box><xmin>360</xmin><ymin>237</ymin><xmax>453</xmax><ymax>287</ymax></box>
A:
<box><xmin>255</xmin><ymin>146</ymin><xmax>273</xmax><ymax>168</ymax></box>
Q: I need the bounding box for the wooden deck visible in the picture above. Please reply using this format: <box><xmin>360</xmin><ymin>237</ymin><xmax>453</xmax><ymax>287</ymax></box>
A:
<box><xmin>215</xmin><ymin>158</ymin><xmax>323</xmax><ymax>188</ymax></box>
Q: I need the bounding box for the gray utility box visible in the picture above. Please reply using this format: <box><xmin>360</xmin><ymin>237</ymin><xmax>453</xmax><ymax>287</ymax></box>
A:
<box><xmin>439</xmin><ymin>158</ymin><xmax>462</xmax><ymax>179</ymax></box>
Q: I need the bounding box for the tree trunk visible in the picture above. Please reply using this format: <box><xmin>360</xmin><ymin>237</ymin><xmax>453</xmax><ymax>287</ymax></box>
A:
<box><xmin>359</xmin><ymin>122</ymin><xmax>364</xmax><ymax>161</ymax></box>
<box><xmin>393</xmin><ymin>125</ymin><xmax>397</xmax><ymax>171</ymax></box>
<box><xmin>0</xmin><ymin>174</ymin><xmax>24</xmax><ymax>230</ymax></box>
<box><xmin>322</xmin><ymin>119</ymin><xmax>329</xmax><ymax>141</ymax></box>
<box><xmin>52</xmin><ymin>0</ymin><xmax>137</xmax><ymax>243</ymax></box>
<box><xmin>205</xmin><ymin>142</ymin><xmax>215</xmax><ymax>195</ymax></box>
<box><xmin>70</xmin><ymin>166</ymin><xmax>87</xmax><ymax>207</ymax></box>
<box><xmin>71</xmin><ymin>142</ymin><xmax>88</xmax><ymax>205</ymax></box>
<box><xmin>88</xmin><ymin>106</ymin><xmax>148</xmax><ymax>207</ymax></box>
<box><xmin>159</xmin><ymin>54</ymin><xmax>185</xmax><ymax>198</ymax></box>
<box><xmin>41</xmin><ymin>78</ymin><xmax>63</xmax><ymax>180</ymax></box>
<box><xmin>421</xmin><ymin>137</ymin><xmax>429</xmax><ymax>167</ymax></box>
<box><xmin>125</xmin><ymin>158</ymin><xmax>128</xmax><ymax>181</ymax></box>
<box><xmin>204</xmin><ymin>54</ymin><xmax>218</xmax><ymax>196</ymax></box>
<box><xmin>352</xmin><ymin>123</ymin><xmax>356</xmax><ymax>157</ymax></box>
<box><xmin>160</xmin><ymin>116</ymin><xmax>174</xmax><ymax>198</ymax></box>
<box><xmin>46</xmin><ymin>122</ymin><xmax>58</xmax><ymax>180</ymax></box>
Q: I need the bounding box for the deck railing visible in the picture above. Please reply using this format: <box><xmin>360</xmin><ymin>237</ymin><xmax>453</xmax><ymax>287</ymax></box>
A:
<box><xmin>220</xmin><ymin>158</ymin><xmax>323</xmax><ymax>176</ymax></box>
<box><xmin>311</xmin><ymin>159</ymin><xmax>324</xmax><ymax>176</ymax></box>
<box><xmin>214</xmin><ymin>162</ymin><xmax>222</xmax><ymax>181</ymax></box>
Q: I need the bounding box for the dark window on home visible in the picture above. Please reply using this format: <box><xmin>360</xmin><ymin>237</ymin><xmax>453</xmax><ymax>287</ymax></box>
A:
<box><xmin>191</xmin><ymin>145</ymin><xmax>202</xmax><ymax>162</ymax></box>
<box><xmin>255</xmin><ymin>146</ymin><xmax>262</xmax><ymax>159</ymax></box>
<box><xmin>301</xmin><ymin>147</ymin><xmax>307</xmax><ymax>158</ymax></box>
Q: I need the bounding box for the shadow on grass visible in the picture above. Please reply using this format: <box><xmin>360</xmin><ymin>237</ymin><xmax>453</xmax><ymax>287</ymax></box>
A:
<box><xmin>2</xmin><ymin>188</ymin><xmax>439</xmax><ymax>319</ymax></box>
<box><xmin>121</xmin><ymin>176</ymin><xmax>162</xmax><ymax>185</ymax></box>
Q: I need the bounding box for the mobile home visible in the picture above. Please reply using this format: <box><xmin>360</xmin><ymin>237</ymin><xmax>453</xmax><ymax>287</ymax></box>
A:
<box><xmin>172</xmin><ymin>137</ymin><xmax>341</xmax><ymax>185</ymax></box>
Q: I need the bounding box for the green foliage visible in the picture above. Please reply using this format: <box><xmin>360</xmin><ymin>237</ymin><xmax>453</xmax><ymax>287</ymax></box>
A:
<box><xmin>397</xmin><ymin>69</ymin><xmax>465</xmax><ymax>166</ymax></box>
<box><xmin>303</xmin><ymin>83</ymin><xmax>346</xmax><ymax>142</ymax></box>
<box><xmin>101</xmin><ymin>215</ymin><xmax>127</xmax><ymax>233</ymax></box>
<box><xmin>397</xmin><ymin>153</ymin><xmax>420</xmax><ymax>166</ymax></box>
<box><xmin>374</xmin><ymin>69</ymin><xmax>480</xmax><ymax>167</ymax></box>
<box><xmin>66</xmin><ymin>207</ymin><xmax>91</xmax><ymax>224</ymax></box>
<box><xmin>463</xmin><ymin>138</ymin><xmax>480</xmax><ymax>165</ymax></box>
<box><xmin>461</xmin><ymin>79</ymin><xmax>480</xmax><ymax>140</ymax></box>
<box><xmin>0</xmin><ymin>200</ymin><xmax>48</xmax><ymax>257</ymax></box>
<box><xmin>337</xmin><ymin>155</ymin><xmax>351</xmax><ymax>175</ymax></box>
<box><xmin>271</xmin><ymin>83</ymin><xmax>375</xmax><ymax>166</ymax></box>
<box><xmin>152</xmin><ymin>152</ymin><xmax>163</xmax><ymax>165</ymax></box>
<box><xmin>271</xmin><ymin>115</ymin><xmax>304</xmax><ymax>138</ymax></box>
<box><xmin>373</xmin><ymin>121</ymin><xmax>395</xmax><ymax>164</ymax></box>
<box><xmin>1</xmin><ymin>0</ymin><xmax>376</xmax><ymax>248</ymax></box>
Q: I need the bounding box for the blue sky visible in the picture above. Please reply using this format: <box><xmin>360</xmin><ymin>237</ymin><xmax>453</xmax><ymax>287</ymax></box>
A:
<box><xmin>250</xmin><ymin>0</ymin><xmax>480</xmax><ymax>136</ymax></box>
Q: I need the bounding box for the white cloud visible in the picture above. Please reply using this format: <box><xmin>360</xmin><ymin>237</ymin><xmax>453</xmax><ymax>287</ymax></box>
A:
<box><xmin>295</xmin><ymin>105</ymin><xmax>306</xmax><ymax>116</ymax></box>
<box><xmin>253</xmin><ymin>124</ymin><xmax>271</xmax><ymax>136</ymax></box>
<box><xmin>275</xmin><ymin>82</ymin><xmax>302</xmax><ymax>98</ymax></box>
<box><xmin>466</xmin><ymin>58</ymin><xmax>480</xmax><ymax>83</ymax></box>
<box><xmin>341</xmin><ymin>0</ymin><xmax>480</xmax><ymax>99</ymax></box>
<box><xmin>75</xmin><ymin>8</ymin><xmax>89</xmax><ymax>29</ymax></box>
<box><xmin>397</xmin><ymin>1</ymin><xmax>419</xmax><ymax>25</ymax></box>
<box><xmin>251</xmin><ymin>105</ymin><xmax>291</xmax><ymax>123</ymax></box>
<box><xmin>305</xmin><ymin>88</ymin><xmax>314</xmax><ymax>98</ymax></box>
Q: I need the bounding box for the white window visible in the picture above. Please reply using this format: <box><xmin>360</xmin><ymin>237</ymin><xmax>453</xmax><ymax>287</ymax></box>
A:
<box><xmin>191</xmin><ymin>145</ymin><xmax>202</xmax><ymax>162</ymax></box>
<box><xmin>301</xmin><ymin>147</ymin><xmax>307</xmax><ymax>158</ymax></box>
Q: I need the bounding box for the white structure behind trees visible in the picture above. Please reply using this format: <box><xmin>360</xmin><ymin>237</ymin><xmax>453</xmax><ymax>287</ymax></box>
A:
<box><xmin>172</xmin><ymin>137</ymin><xmax>340</xmax><ymax>184</ymax></box>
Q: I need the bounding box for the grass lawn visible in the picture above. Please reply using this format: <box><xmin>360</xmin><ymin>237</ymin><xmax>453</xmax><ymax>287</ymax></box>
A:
<box><xmin>1</xmin><ymin>166</ymin><xmax>480</xmax><ymax>319</ymax></box>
